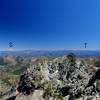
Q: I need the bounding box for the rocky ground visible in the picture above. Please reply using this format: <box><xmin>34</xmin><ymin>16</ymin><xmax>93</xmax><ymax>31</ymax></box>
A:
<box><xmin>0</xmin><ymin>53</ymin><xmax>100</xmax><ymax>100</ymax></box>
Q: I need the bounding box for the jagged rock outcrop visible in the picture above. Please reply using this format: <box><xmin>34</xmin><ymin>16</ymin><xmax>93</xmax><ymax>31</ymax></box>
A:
<box><xmin>1</xmin><ymin>53</ymin><xmax>100</xmax><ymax>100</ymax></box>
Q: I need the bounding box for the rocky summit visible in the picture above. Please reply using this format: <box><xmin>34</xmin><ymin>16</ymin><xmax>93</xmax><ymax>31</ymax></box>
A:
<box><xmin>0</xmin><ymin>53</ymin><xmax>100</xmax><ymax>100</ymax></box>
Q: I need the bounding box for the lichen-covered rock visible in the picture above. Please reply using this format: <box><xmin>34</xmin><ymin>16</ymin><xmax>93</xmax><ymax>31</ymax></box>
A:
<box><xmin>1</xmin><ymin>53</ymin><xmax>100</xmax><ymax>100</ymax></box>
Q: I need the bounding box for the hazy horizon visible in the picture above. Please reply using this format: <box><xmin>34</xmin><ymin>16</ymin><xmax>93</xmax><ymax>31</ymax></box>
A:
<box><xmin>0</xmin><ymin>48</ymin><xmax>100</xmax><ymax>52</ymax></box>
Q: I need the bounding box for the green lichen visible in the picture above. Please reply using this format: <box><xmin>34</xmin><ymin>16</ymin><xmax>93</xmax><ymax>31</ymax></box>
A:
<box><xmin>69</xmin><ymin>92</ymin><xmax>76</xmax><ymax>100</ymax></box>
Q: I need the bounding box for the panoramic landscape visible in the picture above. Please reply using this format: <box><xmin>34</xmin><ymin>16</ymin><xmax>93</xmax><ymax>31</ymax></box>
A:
<box><xmin>0</xmin><ymin>0</ymin><xmax>100</xmax><ymax>100</ymax></box>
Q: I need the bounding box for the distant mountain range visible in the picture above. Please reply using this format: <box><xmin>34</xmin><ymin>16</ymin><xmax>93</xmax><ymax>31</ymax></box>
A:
<box><xmin>0</xmin><ymin>50</ymin><xmax>100</xmax><ymax>57</ymax></box>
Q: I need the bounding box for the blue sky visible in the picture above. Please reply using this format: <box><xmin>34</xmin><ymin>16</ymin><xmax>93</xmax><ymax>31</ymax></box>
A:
<box><xmin>0</xmin><ymin>0</ymin><xmax>100</xmax><ymax>50</ymax></box>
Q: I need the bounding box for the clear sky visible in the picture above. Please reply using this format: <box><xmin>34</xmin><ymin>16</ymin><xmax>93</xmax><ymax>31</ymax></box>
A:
<box><xmin>0</xmin><ymin>0</ymin><xmax>100</xmax><ymax>50</ymax></box>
